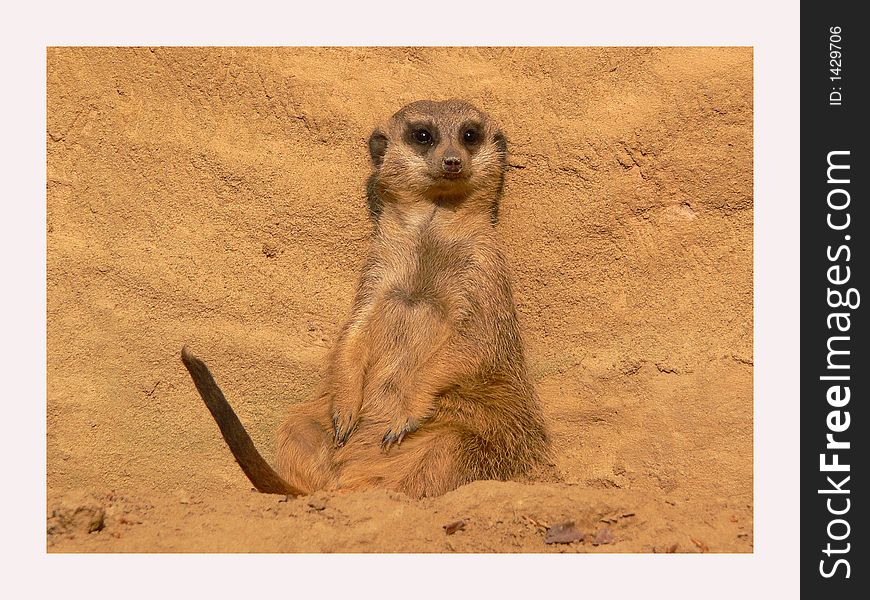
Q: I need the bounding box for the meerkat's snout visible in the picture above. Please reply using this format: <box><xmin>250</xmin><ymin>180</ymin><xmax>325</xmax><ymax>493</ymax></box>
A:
<box><xmin>441</xmin><ymin>154</ymin><xmax>463</xmax><ymax>176</ymax></box>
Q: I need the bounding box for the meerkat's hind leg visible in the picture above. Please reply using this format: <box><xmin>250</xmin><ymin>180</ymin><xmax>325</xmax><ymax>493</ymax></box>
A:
<box><xmin>276</xmin><ymin>399</ymin><xmax>341</xmax><ymax>493</ymax></box>
<box><xmin>180</xmin><ymin>346</ymin><xmax>304</xmax><ymax>496</ymax></box>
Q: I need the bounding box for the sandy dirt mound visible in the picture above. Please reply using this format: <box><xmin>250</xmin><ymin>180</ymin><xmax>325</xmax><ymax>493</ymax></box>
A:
<box><xmin>47</xmin><ymin>47</ymin><xmax>753</xmax><ymax>553</ymax></box>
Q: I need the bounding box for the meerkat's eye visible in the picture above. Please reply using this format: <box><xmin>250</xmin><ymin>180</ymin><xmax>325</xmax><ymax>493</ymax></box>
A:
<box><xmin>463</xmin><ymin>128</ymin><xmax>479</xmax><ymax>144</ymax></box>
<box><xmin>412</xmin><ymin>129</ymin><xmax>432</xmax><ymax>144</ymax></box>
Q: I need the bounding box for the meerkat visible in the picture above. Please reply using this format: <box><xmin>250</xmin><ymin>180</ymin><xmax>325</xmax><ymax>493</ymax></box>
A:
<box><xmin>182</xmin><ymin>99</ymin><xmax>549</xmax><ymax>499</ymax></box>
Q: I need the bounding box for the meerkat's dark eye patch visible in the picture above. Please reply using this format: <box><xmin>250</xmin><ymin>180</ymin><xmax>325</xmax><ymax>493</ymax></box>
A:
<box><xmin>412</xmin><ymin>129</ymin><xmax>433</xmax><ymax>144</ymax></box>
<box><xmin>404</xmin><ymin>122</ymin><xmax>438</xmax><ymax>150</ymax></box>
<box><xmin>462</xmin><ymin>127</ymin><xmax>480</xmax><ymax>145</ymax></box>
<box><xmin>459</xmin><ymin>121</ymin><xmax>483</xmax><ymax>149</ymax></box>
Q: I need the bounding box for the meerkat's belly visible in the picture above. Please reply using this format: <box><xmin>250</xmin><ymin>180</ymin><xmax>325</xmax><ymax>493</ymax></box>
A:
<box><xmin>366</xmin><ymin>234</ymin><xmax>470</xmax><ymax>355</ymax></box>
<box><xmin>366</xmin><ymin>282</ymin><xmax>452</xmax><ymax>370</ymax></box>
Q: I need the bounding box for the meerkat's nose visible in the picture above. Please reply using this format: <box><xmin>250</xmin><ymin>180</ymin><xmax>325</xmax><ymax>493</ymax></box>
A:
<box><xmin>442</xmin><ymin>156</ymin><xmax>462</xmax><ymax>173</ymax></box>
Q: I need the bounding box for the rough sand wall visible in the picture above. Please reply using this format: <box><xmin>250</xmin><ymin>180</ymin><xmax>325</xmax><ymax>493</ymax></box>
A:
<box><xmin>47</xmin><ymin>47</ymin><xmax>752</xmax><ymax>552</ymax></box>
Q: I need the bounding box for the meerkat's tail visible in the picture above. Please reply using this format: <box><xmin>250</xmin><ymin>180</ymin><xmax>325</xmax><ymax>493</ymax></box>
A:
<box><xmin>180</xmin><ymin>346</ymin><xmax>303</xmax><ymax>496</ymax></box>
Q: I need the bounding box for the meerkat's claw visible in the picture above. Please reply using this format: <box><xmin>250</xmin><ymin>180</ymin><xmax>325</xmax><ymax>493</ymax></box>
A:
<box><xmin>381</xmin><ymin>417</ymin><xmax>420</xmax><ymax>452</ymax></box>
<box><xmin>332</xmin><ymin>412</ymin><xmax>358</xmax><ymax>447</ymax></box>
<box><xmin>332</xmin><ymin>415</ymin><xmax>343</xmax><ymax>446</ymax></box>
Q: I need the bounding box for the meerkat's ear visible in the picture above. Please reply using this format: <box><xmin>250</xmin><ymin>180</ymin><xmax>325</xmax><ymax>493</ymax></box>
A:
<box><xmin>490</xmin><ymin>131</ymin><xmax>508</xmax><ymax>225</ymax></box>
<box><xmin>493</xmin><ymin>131</ymin><xmax>508</xmax><ymax>156</ymax></box>
<box><xmin>368</xmin><ymin>129</ymin><xmax>388</xmax><ymax>168</ymax></box>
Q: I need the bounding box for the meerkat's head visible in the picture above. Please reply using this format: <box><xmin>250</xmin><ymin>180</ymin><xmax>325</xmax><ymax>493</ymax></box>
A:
<box><xmin>367</xmin><ymin>99</ymin><xmax>508</xmax><ymax>222</ymax></box>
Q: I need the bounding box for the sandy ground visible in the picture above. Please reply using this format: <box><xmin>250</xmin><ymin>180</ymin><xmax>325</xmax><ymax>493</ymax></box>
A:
<box><xmin>46</xmin><ymin>47</ymin><xmax>753</xmax><ymax>553</ymax></box>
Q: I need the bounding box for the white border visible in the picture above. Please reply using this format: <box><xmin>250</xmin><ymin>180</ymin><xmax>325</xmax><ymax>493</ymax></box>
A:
<box><xmin>4</xmin><ymin>1</ymin><xmax>799</xmax><ymax>598</ymax></box>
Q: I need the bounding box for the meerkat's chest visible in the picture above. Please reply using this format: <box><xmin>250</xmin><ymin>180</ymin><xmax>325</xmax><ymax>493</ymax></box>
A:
<box><xmin>371</xmin><ymin>228</ymin><xmax>475</xmax><ymax>314</ymax></box>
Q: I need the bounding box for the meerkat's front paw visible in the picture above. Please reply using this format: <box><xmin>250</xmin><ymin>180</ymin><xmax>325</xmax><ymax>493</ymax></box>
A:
<box><xmin>381</xmin><ymin>416</ymin><xmax>422</xmax><ymax>452</ymax></box>
<box><xmin>331</xmin><ymin>403</ymin><xmax>360</xmax><ymax>448</ymax></box>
